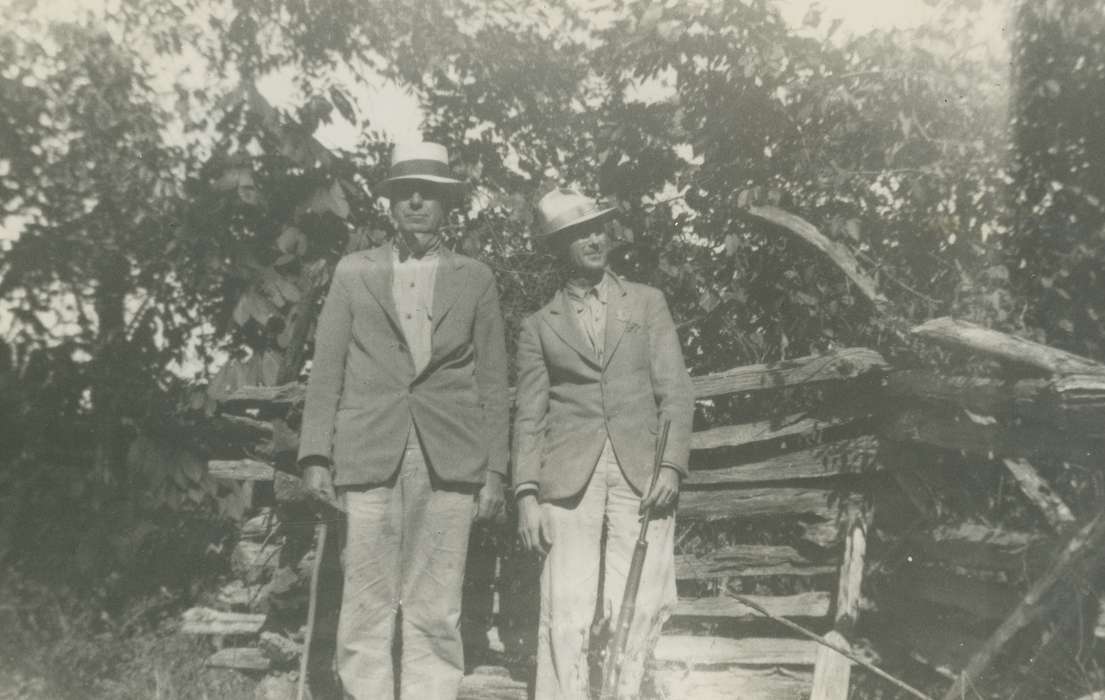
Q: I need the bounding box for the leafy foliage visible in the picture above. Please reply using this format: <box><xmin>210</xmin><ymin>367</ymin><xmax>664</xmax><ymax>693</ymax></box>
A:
<box><xmin>1010</xmin><ymin>0</ymin><xmax>1105</xmax><ymax>357</ymax></box>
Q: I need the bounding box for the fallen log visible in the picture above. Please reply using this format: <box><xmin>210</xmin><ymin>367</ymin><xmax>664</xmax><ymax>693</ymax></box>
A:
<box><xmin>941</xmin><ymin>511</ymin><xmax>1105</xmax><ymax>700</ymax></box>
<box><xmin>911</xmin><ymin>317</ymin><xmax>1105</xmax><ymax>376</ymax></box>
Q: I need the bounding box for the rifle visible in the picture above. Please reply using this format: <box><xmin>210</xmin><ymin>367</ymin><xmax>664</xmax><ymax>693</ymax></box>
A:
<box><xmin>599</xmin><ymin>418</ymin><xmax>671</xmax><ymax>700</ymax></box>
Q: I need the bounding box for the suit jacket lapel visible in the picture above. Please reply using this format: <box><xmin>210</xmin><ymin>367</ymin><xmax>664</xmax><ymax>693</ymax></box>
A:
<box><xmin>358</xmin><ymin>243</ymin><xmax>402</xmax><ymax>335</ymax></box>
<box><xmin>542</xmin><ymin>289</ymin><xmax>601</xmax><ymax>368</ymax></box>
<box><xmin>432</xmin><ymin>248</ymin><xmax>467</xmax><ymax>332</ymax></box>
<box><xmin>603</xmin><ymin>274</ymin><xmax>629</xmax><ymax>368</ymax></box>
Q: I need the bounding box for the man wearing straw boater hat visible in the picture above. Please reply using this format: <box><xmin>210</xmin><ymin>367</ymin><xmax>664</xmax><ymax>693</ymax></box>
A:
<box><xmin>512</xmin><ymin>188</ymin><xmax>694</xmax><ymax>698</ymax></box>
<box><xmin>297</xmin><ymin>142</ymin><xmax>509</xmax><ymax>699</ymax></box>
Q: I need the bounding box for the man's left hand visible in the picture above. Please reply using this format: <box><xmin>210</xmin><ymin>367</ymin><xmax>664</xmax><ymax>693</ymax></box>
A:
<box><xmin>640</xmin><ymin>466</ymin><xmax>680</xmax><ymax>514</ymax></box>
<box><xmin>474</xmin><ymin>471</ymin><xmax>506</xmax><ymax>523</ymax></box>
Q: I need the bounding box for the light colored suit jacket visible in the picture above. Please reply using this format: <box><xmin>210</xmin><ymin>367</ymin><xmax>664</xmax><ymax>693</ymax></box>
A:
<box><xmin>512</xmin><ymin>274</ymin><xmax>694</xmax><ymax>501</ymax></box>
<box><xmin>298</xmin><ymin>243</ymin><xmax>509</xmax><ymax>487</ymax></box>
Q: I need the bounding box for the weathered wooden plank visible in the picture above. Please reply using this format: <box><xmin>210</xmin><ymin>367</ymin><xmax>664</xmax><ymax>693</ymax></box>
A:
<box><xmin>215</xmin><ymin>347</ymin><xmax>887</xmax><ymax>417</ymax></box>
<box><xmin>258</xmin><ymin>631</ymin><xmax>300</xmax><ymax>665</ymax></box>
<box><xmin>181</xmin><ymin>607</ymin><xmax>266</xmax><ymax>635</ymax></box>
<box><xmin>206</xmin><ymin>647</ymin><xmax>270</xmax><ymax>671</ymax></box>
<box><xmin>689</xmin><ymin>436</ymin><xmax>879</xmax><ymax>485</ymax></box>
<box><xmin>220</xmin><ymin>382</ymin><xmax>306</xmax><ymax>411</ymax></box>
<box><xmin>691</xmin><ymin>347</ymin><xmax>888</xmax><ymax>400</ymax></box>
<box><xmin>884</xmin><ymin>371</ymin><xmax>1045</xmax><ymax>414</ymax></box>
<box><xmin>942</xmin><ymin>512</ymin><xmax>1105</xmax><ymax>700</ymax></box>
<box><xmin>679</xmin><ymin>487</ymin><xmax>838</xmax><ymax>520</ymax></box>
<box><xmin>748</xmin><ymin>206</ymin><xmax>884</xmax><ymax>306</ymax></box>
<box><xmin>655</xmin><ymin>635</ymin><xmax>820</xmax><ymax>666</ymax></box>
<box><xmin>209</xmin><ymin>459</ymin><xmax>275</xmax><ymax>481</ymax></box>
<box><xmin>214</xmin><ymin>579</ymin><xmax>267</xmax><ymax>611</ymax></box>
<box><xmin>1002</xmin><ymin>457</ymin><xmax>1076</xmax><ymax>531</ymax></box>
<box><xmin>673</xmin><ymin>592</ymin><xmax>830</xmax><ymax>619</ymax></box>
<box><xmin>215</xmin><ymin>413</ymin><xmax>275</xmax><ymax>440</ymax></box>
<box><xmin>651</xmin><ymin>666</ymin><xmax>812</xmax><ymax>700</ymax></box>
<box><xmin>457</xmin><ymin>666</ymin><xmax>527</xmax><ymax>700</ymax></box>
<box><xmin>882</xmin><ymin>408</ymin><xmax>1099</xmax><ymax>463</ymax></box>
<box><xmin>908</xmin><ymin>522</ymin><xmax>1049</xmax><ymax>575</ymax></box>
<box><xmin>231</xmin><ymin>540</ymin><xmax>281</xmax><ymax>584</ymax></box>
<box><xmin>810</xmin><ymin>500</ymin><xmax>868</xmax><ymax>700</ymax></box>
<box><xmin>691</xmin><ymin>414</ymin><xmax>856</xmax><ymax>451</ymax></box>
<box><xmin>896</xmin><ymin>566</ymin><xmax>1020</xmax><ymax>622</ymax></box>
<box><xmin>675</xmin><ymin>545</ymin><xmax>835</xmax><ymax>579</ymax></box>
<box><xmin>912</xmin><ymin>317</ymin><xmax>1105</xmax><ymax>376</ymax></box>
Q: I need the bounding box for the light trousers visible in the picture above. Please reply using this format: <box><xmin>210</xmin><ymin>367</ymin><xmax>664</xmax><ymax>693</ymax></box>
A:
<box><xmin>536</xmin><ymin>439</ymin><xmax>676</xmax><ymax>700</ymax></box>
<box><xmin>337</xmin><ymin>435</ymin><xmax>475</xmax><ymax>700</ymax></box>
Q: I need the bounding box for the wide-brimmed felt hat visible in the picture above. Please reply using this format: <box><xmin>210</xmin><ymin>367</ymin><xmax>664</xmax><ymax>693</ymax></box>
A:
<box><xmin>534</xmin><ymin>188</ymin><xmax>617</xmax><ymax>239</ymax></box>
<box><xmin>377</xmin><ymin>142</ymin><xmax>464</xmax><ymax>198</ymax></box>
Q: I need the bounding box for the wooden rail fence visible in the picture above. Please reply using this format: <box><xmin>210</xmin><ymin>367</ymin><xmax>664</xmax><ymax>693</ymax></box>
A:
<box><xmin>179</xmin><ymin>317</ymin><xmax>1105</xmax><ymax>699</ymax></box>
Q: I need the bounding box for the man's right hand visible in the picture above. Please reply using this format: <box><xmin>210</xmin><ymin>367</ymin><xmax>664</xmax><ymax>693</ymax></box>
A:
<box><xmin>517</xmin><ymin>493</ymin><xmax>551</xmax><ymax>555</ymax></box>
<box><xmin>302</xmin><ymin>464</ymin><xmax>336</xmax><ymax>503</ymax></box>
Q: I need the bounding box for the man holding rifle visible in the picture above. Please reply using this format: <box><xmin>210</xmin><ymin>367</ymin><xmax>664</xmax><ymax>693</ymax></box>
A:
<box><xmin>512</xmin><ymin>189</ymin><xmax>695</xmax><ymax>699</ymax></box>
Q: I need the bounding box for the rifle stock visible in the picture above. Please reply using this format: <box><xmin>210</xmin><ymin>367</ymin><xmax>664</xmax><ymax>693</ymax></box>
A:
<box><xmin>599</xmin><ymin>418</ymin><xmax>671</xmax><ymax>700</ymax></box>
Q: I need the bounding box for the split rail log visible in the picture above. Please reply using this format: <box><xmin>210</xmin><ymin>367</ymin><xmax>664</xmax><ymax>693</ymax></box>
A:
<box><xmin>207</xmin><ymin>647</ymin><xmax>271</xmax><ymax>671</ymax></box>
<box><xmin>688</xmin><ymin>436</ymin><xmax>879</xmax><ymax>484</ymax></box>
<box><xmin>181</xmin><ymin>607</ymin><xmax>266</xmax><ymax>635</ymax></box>
<box><xmin>912</xmin><ymin>317</ymin><xmax>1105</xmax><ymax>376</ymax></box>
<box><xmin>906</xmin><ymin>522</ymin><xmax>1050</xmax><ymax>576</ymax></box>
<box><xmin>884</xmin><ymin>371</ymin><xmax>1046</xmax><ymax>416</ymax></box>
<box><xmin>690</xmin><ymin>346</ymin><xmax>887</xmax><ymax>398</ymax></box>
<box><xmin>892</xmin><ymin>567</ymin><xmax>1020</xmax><ymax>622</ymax></box>
<box><xmin>942</xmin><ymin>511</ymin><xmax>1105</xmax><ymax>700</ymax></box>
<box><xmin>654</xmin><ymin>635</ymin><xmax>820</xmax><ymax>666</ymax></box>
<box><xmin>1001</xmin><ymin>457</ymin><xmax>1076</xmax><ymax>531</ymax></box>
<box><xmin>747</xmin><ymin>205</ymin><xmax>885</xmax><ymax>308</ymax></box>
<box><xmin>886</xmin><ymin>369</ymin><xmax>1105</xmax><ymax>436</ymax></box>
<box><xmin>882</xmin><ymin>408</ymin><xmax>1101</xmax><ymax>465</ymax></box>
<box><xmin>651</xmin><ymin>666</ymin><xmax>813</xmax><ymax>700</ymax></box>
<box><xmin>673</xmin><ymin>591</ymin><xmax>830</xmax><ymax>620</ymax></box>
<box><xmin>219</xmin><ymin>346</ymin><xmax>888</xmax><ymax>410</ymax></box>
<box><xmin>809</xmin><ymin>501</ymin><xmax>868</xmax><ymax>700</ymax></box>
<box><xmin>675</xmin><ymin>544</ymin><xmax>836</xmax><ymax>579</ymax></box>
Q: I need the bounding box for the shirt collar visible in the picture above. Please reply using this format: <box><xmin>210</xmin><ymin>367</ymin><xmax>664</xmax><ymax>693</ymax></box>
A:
<box><xmin>393</xmin><ymin>235</ymin><xmax>442</xmax><ymax>263</ymax></box>
<box><xmin>565</xmin><ymin>270</ymin><xmax>612</xmax><ymax>304</ymax></box>
<box><xmin>393</xmin><ymin>240</ymin><xmax>441</xmax><ymax>264</ymax></box>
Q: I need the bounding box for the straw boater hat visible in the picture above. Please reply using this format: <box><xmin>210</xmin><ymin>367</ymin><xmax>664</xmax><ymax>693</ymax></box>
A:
<box><xmin>377</xmin><ymin>142</ymin><xmax>464</xmax><ymax>199</ymax></box>
<box><xmin>533</xmin><ymin>188</ymin><xmax>617</xmax><ymax>240</ymax></box>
